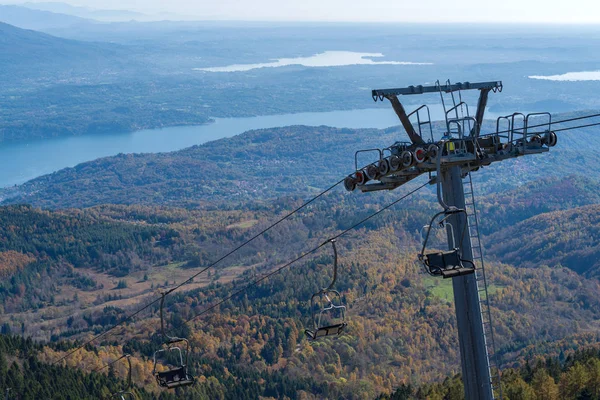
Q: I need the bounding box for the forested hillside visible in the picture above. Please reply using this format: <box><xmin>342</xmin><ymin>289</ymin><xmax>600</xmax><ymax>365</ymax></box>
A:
<box><xmin>476</xmin><ymin>175</ymin><xmax>600</xmax><ymax>235</ymax></box>
<box><xmin>1</xmin><ymin>125</ymin><xmax>389</xmax><ymax>208</ymax></box>
<box><xmin>378</xmin><ymin>346</ymin><xmax>600</xmax><ymax>399</ymax></box>
<box><xmin>4</xmin><ymin>333</ymin><xmax>600</xmax><ymax>399</ymax></box>
<box><xmin>0</xmin><ymin>335</ymin><xmax>156</xmax><ymax>399</ymax></box>
<box><xmin>0</xmin><ymin>122</ymin><xmax>599</xmax><ymax>398</ymax></box>
<box><xmin>3</xmin><ymin>117</ymin><xmax>600</xmax><ymax>209</ymax></box>
<box><xmin>1</xmin><ymin>187</ymin><xmax>600</xmax><ymax>397</ymax></box>
<box><xmin>0</xmin><ymin>204</ymin><xmax>184</xmax><ymax>313</ymax></box>
<box><xmin>486</xmin><ymin>204</ymin><xmax>600</xmax><ymax>277</ymax></box>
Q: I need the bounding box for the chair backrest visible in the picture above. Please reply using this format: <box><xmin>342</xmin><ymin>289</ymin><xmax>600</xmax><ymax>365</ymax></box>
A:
<box><xmin>419</xmin><ymin>209</ymin><xmax>468</xmax><ymax>272</ymax></box>
<box><xmin>424</xmin><ymin>250</ymin><xmax>475</xmax><ymax>278</ymax></box>
<box><xmin>425</xmin><ymin>250</ymin><xmax>461</xmax><ymax>269</ymax></box>
<box><xmin>154</xmin><ymin>345</ymin><xmax>185</xmax><ymax>371</ymax></box>
<box><xmin>156</xmin><ymin>366</ymin><xmax>195</xmax><ymax>388</ymax></box>
<box><xmin>305</xmin><ymin>322</ymin><xmax>347</xmax><ymax>341</ymax></box>
<box><xmin>311</xmin><ymin>290</ymin><xmax>346</xmax><ymax>331</ymax></box>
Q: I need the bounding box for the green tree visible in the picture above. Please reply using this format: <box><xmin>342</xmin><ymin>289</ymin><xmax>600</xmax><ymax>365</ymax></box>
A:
<box><xmin>505</xmin><ymin>376</ymin><xmax>535</xmax><ymax>400</ymax></box>
<box><xmin>531</xmin><ymin>369</ymin><xmax>559</xmax><ymax>400</ymax></box>
<box><xmin>560</xmin><ymin>363</ymin><xmax>589</xmax><ymax>400</ymax></box>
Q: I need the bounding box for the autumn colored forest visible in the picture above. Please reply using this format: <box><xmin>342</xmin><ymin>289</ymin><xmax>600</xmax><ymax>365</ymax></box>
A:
<box><xmin>1</xmin><ymin>123</ymin><xmax>600</xmax><ymax>398</ymax></box>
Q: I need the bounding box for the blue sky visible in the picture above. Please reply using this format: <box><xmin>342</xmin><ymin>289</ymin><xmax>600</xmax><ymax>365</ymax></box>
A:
<box><xmin>4</xmin><ymin>0</ymin><xmax>600</xmax><ymax>23</ymax></box>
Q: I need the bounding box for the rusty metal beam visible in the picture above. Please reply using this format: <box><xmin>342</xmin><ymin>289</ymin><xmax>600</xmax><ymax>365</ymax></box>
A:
<box><xmin>386</xmin><ymin>95</ymin><xmax>426</xmax><ymax>145</ymax></box>
<box><xmin>471</xmin><ymin>88</ymin><xmax>490</xmax><ymax>137</ymax></box>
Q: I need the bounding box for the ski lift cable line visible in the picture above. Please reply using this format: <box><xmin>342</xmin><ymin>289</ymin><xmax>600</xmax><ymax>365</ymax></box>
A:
<box><xmin>92</xmin><ymin>354</ymin><xmax>128</xmax><ymax>373</ymax></box>
<box><xmin>481</xmin><ymin>112</ymin><xmax>600</xmax><ymax>136</ymax></box>
<box><xmin>52</xmin><ymin>177</ymin><xmax>345</xmax><ymax>365</ymax></box>
<box><xmin>174</xmin><ymin>178</ymin><xmax>431</xmax><ymax>330</ymax></box>
<box><xmin>550</xmin><ymin>121</ymin><xmax>600</xmax><ymax>132</ymax></box>
<box><xmin>59</xmin><ymin>117</ymin><xmax>600</xmax><ymax>369</ymax></box>
<box><xmin>527</xmin><ymin>112</ymin><xmax>600</xmax><ymax>130</ymax></box>
<box><xmin>49</xmin><ymin>117</ymin><xmax>600</xmax><ymax>367</ymax></box>
<box><xmin>164</xmin><ymin>177</ymin><xmax>347</xmax><ymax>295</ymax></box>
<box><xmin>506</xmin><ymin>121</ymin><xmax>600</xmax><ymax>138</ymax></box>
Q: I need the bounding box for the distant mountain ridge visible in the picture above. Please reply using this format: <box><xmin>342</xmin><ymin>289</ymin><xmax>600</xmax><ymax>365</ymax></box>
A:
<box><xmin>0</xmin><ymin>21</ymin><xmax>132</xmax><ymax>81</ymax></box>
<box><xmin>21</xmin><ymin>1</ymin><xmax>147</xmax><ymax>22</ymax></box>
<box><xmin>0</xmin><ymin>4</ymin><xmax>93</xmax><ymax>30</ymax></box>
<box><xmin>0</xmin><ymin>19</ymin><xmax>169</xmax><ymax>86</ymax></box>
<box><xmin>0</xmin><ymin>21</ymin><xmax>213</xmax><ymax>141</ymax></box>
<box><xmin>0</xmin><ymin>21</ymin><xmax>110</xmax><ymax>58</ymax></box>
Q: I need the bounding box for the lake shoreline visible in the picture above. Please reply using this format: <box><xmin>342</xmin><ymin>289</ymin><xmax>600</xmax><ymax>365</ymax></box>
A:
<box><xmin>0</xmin><ymin>107</ymin><xmax>395</xmax><ymax>189</ymax></box>
<box><xmin>0</xmin><ymin>104</ymin><xmax>511</xmax><ymax>189</ymax></box>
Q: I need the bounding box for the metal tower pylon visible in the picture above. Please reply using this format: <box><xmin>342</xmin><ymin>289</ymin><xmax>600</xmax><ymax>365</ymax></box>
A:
<box><xmin>440</xmin><ymin>165</ymin><xmax>494</xmax><ymax>400</ymax></box>
<box><xmin>464</xmin><ymin>171</ymin><xmax>503</xmax><ymax>399</ymax></box>
<box><xmin>346</xmin><ymin>79</ymin><xmax>557</xmax><ymax>399</ymax></box>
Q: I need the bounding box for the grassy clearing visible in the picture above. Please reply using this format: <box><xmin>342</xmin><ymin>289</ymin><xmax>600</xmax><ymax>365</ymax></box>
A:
<box><xmin>485</xmin><ymin>284</ymin><xmax>505</xmax><ymax>296</ymax></box>
<box><xmin>226</xmin><ymin>220</ymin><xmax>258</xmax><ymax>229</ymax></box>
<box><xmin>149</xmin><ymin>261</ymin><xmax>187</xmax><ymax>283</ymax></box>
<box><xmin>12</xmin><ymin>260</ymin><xmax>255</xmax><ymax>341</ymax></box>
<box><xmin>423</xmin><ymin>275</ymin><xmax>454</xmax><ymax>302</ymax></box>
<box><xmin>422</xmin><ymin>275</ymin><xmax>503</xmax><ymax>302</ymax></box>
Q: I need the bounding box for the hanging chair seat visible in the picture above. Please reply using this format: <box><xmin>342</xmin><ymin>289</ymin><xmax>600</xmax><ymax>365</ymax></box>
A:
<box><xmin>305</xmin><ymin>322</ymin><xmax>347</xmax><ymax>341</ymax></box>
<box><xmin>153</xmin><ymin>292</ymin><xmax>196</xmax><ymax>391</ymax></box>
<box><xmin>422</xmin><ymin>249</ymin><xmax>475</xmax><ymax>279</ymax></box>
<box><xmin>155</xmin><ymin>366</ymin><xmax>195</xmax><ymax>389</ymax></box>
<box><xmin>304</xmin><ymin>239</ymin><xmax>349</xmax><ymax>342</ymax></box>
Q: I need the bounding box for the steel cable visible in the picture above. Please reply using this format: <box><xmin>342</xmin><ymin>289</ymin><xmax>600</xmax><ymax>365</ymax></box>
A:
<box><xmin>52</xmin><ymin>177</ymin><xmax>345</xmax><ymax>365</ymax></box>
<box><xmin>174</xmin><ymin>179</ymin><xmax>431</xmax><ymax>329</ymax></box>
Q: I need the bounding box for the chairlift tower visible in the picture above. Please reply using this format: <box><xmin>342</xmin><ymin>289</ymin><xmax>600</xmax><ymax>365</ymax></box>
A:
<box><xmin>345</xmin><ymin>80</ymin><xmax>557</xmax><ymax>399</ymax></box>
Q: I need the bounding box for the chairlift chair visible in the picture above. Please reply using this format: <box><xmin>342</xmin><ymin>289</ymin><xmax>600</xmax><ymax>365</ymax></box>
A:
<box><xmin>419</xmin><ymin>208</ymin><xmax>475</xmax><ymax>279</ymax></box>
<box><xmin>153</xmin><ymin>292</ymin><xmax>195</xmax><ymax>389</ymax></box>
<box><xmin>305</xmin><ymin>289</ymin><xmax>347</xmax><ymax>340</ymax></box>
<box><xmin>153</xmin><ymin>340</ymin><xmax>194</xmax><ymax>389</ymax></box>
<box><xmin>304</xmin><ymin>239</ymin><xmax>348</xmax><ymax>341</ymax></box>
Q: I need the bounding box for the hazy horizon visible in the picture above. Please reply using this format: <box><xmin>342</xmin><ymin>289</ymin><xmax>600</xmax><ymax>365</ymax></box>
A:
<box><xmin>2</xmin><ymin>0</ymin><xmax>600</xmax><ymax>23</ymax></box>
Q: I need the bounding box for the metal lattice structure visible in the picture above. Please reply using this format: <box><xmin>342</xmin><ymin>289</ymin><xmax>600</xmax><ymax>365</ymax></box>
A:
<box><xmin>345</xmin><ymin>80</ymin><xmax>556</xmax><ymax>194</ymax></box>
<box><xmin>346</xmin><ymin>79</ymin><xmax>557</xmax><ymax>400</ymax></box>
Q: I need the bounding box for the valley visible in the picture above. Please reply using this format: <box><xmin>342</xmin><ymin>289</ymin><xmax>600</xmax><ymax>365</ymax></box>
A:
<box><xmin>1</xmin><ymin>6</ymin><xmax>600</xmax><ymax>398</ymax></box>
<box><xmin>0</xmin><ymin>121</ymin><xmax>598</xmax><ymax>397</ymax></box>
<box><xmin>3</xmin><ymin>18</ymin><xmax>600</xmax><ymax>144</ymax></box>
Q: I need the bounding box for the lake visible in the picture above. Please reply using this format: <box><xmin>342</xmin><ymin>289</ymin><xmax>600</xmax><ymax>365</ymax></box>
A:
<box><xmin>0</xmin><ymin>105</ymin><xmax>503</xmax><ymax>188</ymax></box>
<box><xmin>529</xmin><ymin>71</ymin><xmax>600</xmax><ymax>81</ymax></box>
<box><xmin>194</xmin><ymin>51</ymin><xmax>432</xmax><ymax>72</ymax></box>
